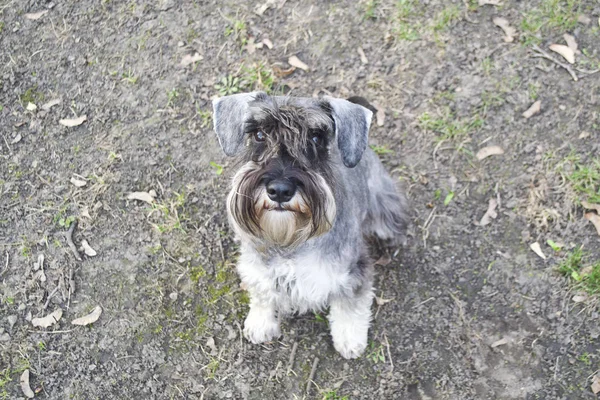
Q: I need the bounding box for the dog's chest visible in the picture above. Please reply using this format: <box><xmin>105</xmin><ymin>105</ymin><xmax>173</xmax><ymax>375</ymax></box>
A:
<box><xmin>240</xmin><ymin>251</ymin><xmax>352</xmax><ymax>313</ymax></box>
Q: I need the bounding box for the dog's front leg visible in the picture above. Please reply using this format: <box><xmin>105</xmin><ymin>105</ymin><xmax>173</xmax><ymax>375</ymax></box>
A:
<box><xmin>328</xmin><ymin>284</ymin><xmax>374</xmax><ymax>359</ymax></box>
<box><xmin>243</xmin><ymin>287</ymin><xmax>281</xmax><ymax>344</ymax></box>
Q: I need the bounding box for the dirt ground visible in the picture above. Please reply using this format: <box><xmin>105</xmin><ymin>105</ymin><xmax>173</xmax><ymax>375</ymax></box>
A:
<box><xmin>1</xmin><ymin>0</ymin><xmax>600</xmax><ymax>399</ymax></box>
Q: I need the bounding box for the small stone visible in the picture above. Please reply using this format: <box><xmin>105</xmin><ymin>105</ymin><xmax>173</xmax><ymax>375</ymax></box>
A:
<box><xmin>7</xmin><ymin>315</ymin><xmax>17</xmax><ymax>328</ymax></box>
<box><xmin>89</xmin><ymin>364</ymin><xmax>97</xmax><ymax>371</ymax></box>
<box><xmin>169</xmin><ymin>292</ymin><xmax>178</xmax><ymax>301</ymax></box>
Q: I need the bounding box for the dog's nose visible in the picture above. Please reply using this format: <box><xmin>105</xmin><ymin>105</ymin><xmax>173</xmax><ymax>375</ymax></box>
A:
<box><xmin>266</xmin><ymin>179</ymin><xmax>296</xmax><ymax>203</ymax></box>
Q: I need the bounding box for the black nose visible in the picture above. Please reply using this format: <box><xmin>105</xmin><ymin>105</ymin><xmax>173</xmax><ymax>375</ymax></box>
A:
<box><xmin>266</xmin><ymin>179</ymin><xmax>296</xmax><ymax>203</ymax></box>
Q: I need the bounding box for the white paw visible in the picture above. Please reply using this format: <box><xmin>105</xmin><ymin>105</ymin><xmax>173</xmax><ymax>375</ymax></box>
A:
<box><xmin>243</xmin><ymin>308</ymin><xmax>281</xmax><ymax>344</ymax></box>
<box><xmin>330</xmin><ymin>320</ymin><xmax>369</xmax><ymax>359</ymax></box>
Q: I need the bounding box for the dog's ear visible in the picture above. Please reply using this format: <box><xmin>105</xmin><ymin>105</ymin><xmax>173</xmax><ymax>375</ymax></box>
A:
<box><xmin>213</xmin><ymin>92</ymin><xmax>266</xmax><ymax>156</ymax></box>
<box><xmin>325</xmin><ymin>97</ymin><xmax>373</xmax><ymax>168</ymax></box>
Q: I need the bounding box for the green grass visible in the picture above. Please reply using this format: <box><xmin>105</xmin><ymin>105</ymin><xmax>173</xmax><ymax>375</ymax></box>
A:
<box><xmin>520</xmin><ymin>0</ymin><xmax>582</xmax><ymax>45</ymax></box>
<box><xmin>323</xmin><ymin>391</ymin><xmax>349</xmax><ymax>400</ymax></box>
<box><xmin>558</xmin><ymin>248</ymin><xmax>600</xmax><ymax>294</ymax></box>
<box><xmin>20</xmin><ymin>86</ymin><xmax>44</xmax><ymax>104</ymax></box>
<box><xmin>418</xmin><ymin>109</ymin><xmax>484</xmax><ymax>142</ymax></box>
<box><xmin>362</xmin><ymin>0</ymin><xmax>378</xmax><ymax>20</ymax></box>
<box><xmin>568</xmin><ymin>159</ymin><xmax>600</xmax><ymax>203</ymax></box>
<box><xmin>370</xmin><ymin>145</ymin><xmax>394</xmax><ymax>155</ymax></box>
<box><xmin>432</xmin><ymin>5</ymin><xmax>461</xmax><ymax>32</ymax></box>
<box><xmin>215</xmin><ymin>75</ymin><xmax>241</xmax><ymax>96</ymax></box>
<box><xmin>241</xmin><ymin>63</ymin><xmax>276</xmax><ymax>94</ymax></box>
<box><xmin>392</xmin><ymin>0</ymin><xmax>420</xmax><ymax>41</ymax></box>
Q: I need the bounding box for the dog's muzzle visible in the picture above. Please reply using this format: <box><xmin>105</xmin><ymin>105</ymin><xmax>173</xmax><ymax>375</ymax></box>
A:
<box><xmin>266</xmin><ymin>178</ymin><xmax>296</xmax><ymax>204</ymax></box>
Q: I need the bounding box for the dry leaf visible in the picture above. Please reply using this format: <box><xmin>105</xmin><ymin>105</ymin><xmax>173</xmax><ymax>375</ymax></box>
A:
<box><xmin>262</xmin><ymin>38</ymin><xmax>273</xmax><ymax>49</ymax></box>
<box><xmin>375</xmin><ymin>296</ymin><xmax>394</xmax><ymax>306</ymax></box>
<box><xmin>288</xmin><ymin>55</ymin><xmax>309</xmax><ymax>71</ymax></box>
<box><xmin>591</xmin><ymin>375</ymin><xmax>600</xmax><ymax>394</ymax></box>
<box><xmin>563</xmin><ymin>34</ymin><xmax>578</xmax><ymax>53</ymax></box>
<box><xmin>71</xmin><ymin>305</ymin><xmax>102</xmax><ymax>326</ymax></box>
<box><xmin>127</xmin><ymin>191</ymin><xmax>155</xmax><ymax>204</ymax></box>
<box><xmin>31</xmin><ymin>309</ymin><xmax>63</xmax><ymax>328</ymax></box>
<box><xmin>479</xmin><ymin>0</ymin><xmax>502</xmax><ymax>4</ymax></box>
<box><xmin>476</xmin><ymin>145</ymin><xmax>504</xmax><ymax>160</ymax></box>
<box><xmin>572</xmin><ymin>294</ymin><xmax>587</xmax><ymax>303</ymax></box>
<box><xmin>491</xmin><ymin>337</ymin><xmax>508</xmax><ymax>348</ymax></box>
<box><xmin>375</xmin><ymin>254</ymin><xmax>391</xmax><ymax>266</ymax></box>
<box><xmin>26</xmin><ymin>102</ymin><xmax>37</xmax><ymax>111</ymax></box>
<box><xmin>479</xmin><ymin>198</ymin><xmax>498</xmax><ymax>226</ymax></box>
<box><xmin>41</xmin><ymin>98</ymin><xmax>61</xmax><ymax>111</ymax></box>
<box><xmin>584</xmin><ymin>212</ymin><xmax>600</xmax><ymax>236</ymax></box>
<box><xmin>579</xmin><ymin>131</ymin><xmax>590</xmax><ymax>139</ymax></box>
<box><xmin>522</xmin><ymin>100</ymin><xmax>541</xmax><ymax>119</ymax></box>
<box><xmin>81</xmin><ymin>240</ymin><xmax>97</xmax><ymax>257</ymax></box>
<box><xmin>530</xmin><ymin>242</ymin><xmax>546</xmax><ymax>260</ymax></box>
<box><xmin>493</xmin><ymin>17</ymin><xmax>516</xmax><ymax>43</ymax></box>
<box><xmin>581</xmin><ymin>201</ymin><xmax>600</xmax><ymax>213</ymax></box>
<box><xmin>11</xmin><ymin>134</ymin><xmax>22</xmax><ymax>144</ymax></box>
<box><xmin>180</xmin><ymin>53</ymin><xmax>203</xmax><ymax>67</ymax></box>
<box><xmin>549</xmin><ymin>44</ymin><xmax>575</xmax><ymax>64</ymax></box>
<box><xmin>376</xmin><ymin>108</ymin><xmax>385</xmax><ymax>127</ymax></box>
<box><xmin>272</xmin><ymin>65</ymin><xmax>296</xmax><ymax>78</ymax></box>
<box><xmin>20</xmin><ymin>370</ymin><xmax>35</xmax><ymax>399</ymax></box>
<box><xmin>24</xmin><ymin>10</ymin><xmax>48</xmax><ymax>20</ymax></box>
<box><xmin>357</xmin><ymin>47</ymin><xmax>368</xmax><ymax>64</ymax></box>
<box><xmin>70</xmin><ymin>177</ymin><xmax>87</xmax><ymax>187</ymax></box>
<box><xmin>59</xmin><ymin>115</ymin><xmax>87</xmax><ymax>127</ymax></box>
<box><xmin>81</xmin><ymin>206</ymin><xmax>91</xmax><ymax>219</ymax></box>
<box><xmin>34</xmin><ymin>254</ymin><xmax>44</xmax><ymax>271</ymax></box>
<box><xmin>577</xmin><ymin>15</ymin><xmax>591</xmax><ymax>25</ymax></box>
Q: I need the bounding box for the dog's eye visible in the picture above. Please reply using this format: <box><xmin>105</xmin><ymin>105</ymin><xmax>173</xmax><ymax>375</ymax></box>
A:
<box><xmin>311</xmin><ymin>136</ymin><xmax>321</xmax><ymax>146</ymax></box>
<box><xmin>253</xmin><ymin>131</ymin><xmax>266</xmax><ymax>142</ymax></box>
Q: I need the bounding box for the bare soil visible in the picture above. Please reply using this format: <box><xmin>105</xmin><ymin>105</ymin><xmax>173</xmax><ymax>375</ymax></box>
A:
<box><xmin>1</xmin><ymin>0</ymin><xmax>600</xmax><ymax>399</ymax></box>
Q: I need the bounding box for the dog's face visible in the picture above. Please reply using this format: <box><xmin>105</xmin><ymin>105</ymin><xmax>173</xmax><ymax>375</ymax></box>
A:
<box><xmin>213</xmin><ymin>92</ymin><xmax>372</xmax><ymax>247</ymax></box>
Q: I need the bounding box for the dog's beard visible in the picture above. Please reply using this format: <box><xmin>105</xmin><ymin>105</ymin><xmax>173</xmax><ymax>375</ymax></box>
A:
<box><xmin>227</xmin><ymin>162</ymin><xmax>336</xmax><ymax>247</ymax></box>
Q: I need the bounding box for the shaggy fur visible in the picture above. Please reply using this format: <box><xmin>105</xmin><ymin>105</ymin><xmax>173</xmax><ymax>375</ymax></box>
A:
<box><xmin>213</xmin><ymin>92</ymin><xmax>408</xmax><ymax>358</ymax></box>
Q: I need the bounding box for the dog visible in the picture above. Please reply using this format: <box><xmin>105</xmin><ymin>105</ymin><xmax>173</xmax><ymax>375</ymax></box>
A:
<box><xmin>212</xmin><ymin>92</ymin><xmax>407</xmax><ymax>358</ymax></box>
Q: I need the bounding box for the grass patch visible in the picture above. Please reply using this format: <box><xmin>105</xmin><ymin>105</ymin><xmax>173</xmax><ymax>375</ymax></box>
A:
<box><xmin>323</xmin><ymin>391</ymin><xmax>349</xmax><ymax>400</ymax></box>
<box><xmin>418</xmin><ymin>108</ymin><xmax>484</xmax><ymax>142</ymax></box>
<box><xmin>520</xmin><ymin>0</ymin><xmax>582</xmax><ymax>45</ymax></box>
<box><xmin>20</xmin><ymin>86</ymin><xmax>44</xmax><ymax>104</ymax></box>
<box><xmin>370</xmin><ymin>145</ymin><xmax>394</xmax><ymax>155</ymax></box>
<box><xmin>558</xmin><ymin>247</ymin><xmax>600</xmax><ymax>294</ymax></box>
<box><xmin>568</xmin><ymin>159</ymin><xmax>600</xmax><ymax>203</ymax></box>
<box><xmin>432</xmin><ymin>5</ymin><xmax>461</xmax><ymax>32</ymax></box>
<box><xmin>392</xmin><ymin>0</ymin><xmax>420</xmax><ymax>41</ymax></box>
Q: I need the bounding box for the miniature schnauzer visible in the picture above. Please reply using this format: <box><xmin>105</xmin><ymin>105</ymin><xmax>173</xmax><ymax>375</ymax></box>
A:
<box><xmin>212</xmin><ymin>92</ymin><xmax>407</xmax><ymax>358</ymax></box>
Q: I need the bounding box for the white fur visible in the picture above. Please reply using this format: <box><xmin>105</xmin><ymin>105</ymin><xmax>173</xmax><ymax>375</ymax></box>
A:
<box><xmin>329</xmin><ymin>290</ymin><xmax>373</xmax><ymax>359</ymax></box>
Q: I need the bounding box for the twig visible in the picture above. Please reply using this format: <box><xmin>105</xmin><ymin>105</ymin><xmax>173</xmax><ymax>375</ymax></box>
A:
<box><xmin>68</xmin><ymin>268</ymin><xmax>75</xmax><ymax>309</ymax></box>
<box><xmin>287</xmin><ymin>341</ymin><xmax>298</xmax><ymax>374</ymax></box>
<box><xmin>531</xmin><ymin>44</ymin><xmax>578</xmax><ymax>81</ymax></box>
<box><xmin>65</xmin><ymin>220</ymin><xmax>82</xmax><ymax>261</ymax></box>
<box><xmin>1</xmin><ymin>251</ymin><xmax>8</xmax><ymax>276</ymax></box>
<box><xmin>384</xmin><ymin>334</ymin><xmax>394</xmax><ymax>374</ymax></box>
<box><xmin>305</xmin><ymin>357</ymin><xmax>319</xmax><ymax>396</ymax></box>
<box><xmin>43</xmin><ymin>287</ymin><xmax>60</xmax><ymax>310</ymax></box>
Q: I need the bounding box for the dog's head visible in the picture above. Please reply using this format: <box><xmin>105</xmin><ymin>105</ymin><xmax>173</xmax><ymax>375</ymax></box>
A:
<box><xmin>213</xmin><ymin>92</ymin><xmax>372</xmax><ymax>247</ymax></box>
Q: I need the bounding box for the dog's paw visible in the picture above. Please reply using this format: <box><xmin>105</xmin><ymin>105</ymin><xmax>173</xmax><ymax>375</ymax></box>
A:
<box><xmin>330</xmin><ymin>320</ymin><xmax>368</xmax><ymax>359</ymax></box>
<box><xmin>243</xmin><ymin>308</ymin><xmax>281</xmax><ymax>344</ymax></box>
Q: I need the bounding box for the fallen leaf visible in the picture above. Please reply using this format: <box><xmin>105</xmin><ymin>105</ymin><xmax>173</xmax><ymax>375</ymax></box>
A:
<box><xmin>206</xmin><ymin>337</ymin><xmax>218</xmax><ymax>355</ymax></box>
<box><xmin>580</xmin><ymin>265</ymin><xmax>594</xmax><ymax>277</ymax></box>
<box><xmin>479</xmin><ymin>0</ymin><xmax>502</xmax><ymax>5</ymax></box>
<box><xmin>530</xmin><ymin>242</ymin><xmax>546</xmax><ymax>260</ymax></box>
<box><xmin>563</xmin><ymin>34</ymin><xmax>578</xmax><ymax>53</ymax></box>
<box><xmin>572</xmin><ymin>294</ymin><xmax>587</xmax><ymax>303</ymax></box>
<box><xmin>476</xmin><ymin>145</ymin><xmax>504</xmax><ymax>160</ymax></box>
<box><xmin>81</xmin><ymin>239</ymin><xmax>97</xmax><ymax>257</ymax></box>
<box><xmin>493</xmin><ymin>17</ymin><xmax>516</xmax><ymax>43</ymax></box>
<box><xmin>127</xmin><ymin>191</ymin><xmax>155</xmax><ymax>204</ymax></box>
<box><xmin>11</xmin><ymin>134</ymin><xmax>22</xmax><ymax>144</ymax></box>
<box><xmin>34</xmin><ymin>254</ymin><xmax>44</xmax><ymax>271</ymax></box>
<box><xmin>70</xmin><ymin>177</ymin><xmax>87</xmax><ymax>187</ymax></box>
<box><xmin>584</xmin><ymin>212</ymin><xmax>600</xmax><ymax>236</ymax></box>
<box><xmin>375</xmin><ymin>254</ymin><xmax>391</xmax><ymax>266</ymax></box>
<box><xmin>59</xmin><ymin>115</ymin><xmax>87</xmax><ymax>127</ymax></box>
<box><xmin>549</xmin><ymin>44</ymin><xmax>575</xmax><ymax>64</ymax></box>
<box><xmin>376</xmin><ymin>107</ymin><xmax>385</xmax><ymax>127</ymax></box>
<box><xmin>81</xmin><ymin>206</ymin><xmax>91</xmax><ymax>219</ymax></box>
<box><xmin>577</xmin><ymin>15</ymin><xmax>591</xmax><ymax>25</ymax></box>
<box><xmin>592</xmin><ymin>375</ymin><xmax>600</xmax><ymax>394</ymax></box>
<box><xmin>20</xmin><ymin>370</ymin><xmax>35</xmax><ymax>399</ymax></box>
<box><xmin>24</xmin><ymin>10</ymin><xmax>48</xmax><ymax>20</ymax></box>
<box><xmin>31</xmin><ymin>309</ymin><xmax>63</xmax><ymax>328</ymax></box>
<box><xmin>522</xmin><ymin>100</ymin><xmax>541</xmax><ymax>119</ymax></box>
<box><xmin>579</xmin><ymin>131</ymin><xmax>590</xmax><ymax>139</ymax></box>
<box><xmin>180</xmin><ymin>53</ymin><xmax>203</xmax><ymax>67</ymax></box>
<box><xmin>479</xmin><ymin>198</ymin><xmax>498</xmax><ymax>226</ymax></box>
<box><xmin>41</xmin><ymin>98</ymin><xmax>61</xmax><ymax>111</ymax></box>
<box><xmin>272</xmin><ymin>65</ymin><xmax>296</xmax><ymax>78</ymax></box>
<box><xmin>491</xmin><ymin>337</ymin><xmax>508</xmax><ymax>348</ymax></box>
<box><xmin>26</xmin><ymin>102</ymin><xmax>37</xmax><ymax>111</ymax></box>
<box><xmin>262</xmin><ymin>38</ymin><xmax>273</xmax><ymax>49</ymax></box>
<box><xmin>71</xmin><ymin>305</ymin><xmax>102</xmax><ymax>326</ymax></box>
<box><xmin>288</xmin><ymin>55</ymin><xmax>309</xmax><ymax>71</ymax></box>
<box><xmin>581</xmin><ymin>201</ymin><xmax>600</xmax><ymax>213</ymax></box>
<box><xmin>375</xmin><ymin>296</ymin><xmax>394</xmax><ymax>306</ymax></box>
<box><xmin>357</xmin><ymin>47</ymin><xmax>368</xmax><ymax>64</ymax></box>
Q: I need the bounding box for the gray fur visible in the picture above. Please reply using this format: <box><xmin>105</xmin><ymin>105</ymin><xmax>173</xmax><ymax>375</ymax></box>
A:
<box><xmin>212</xmin><ymin>92</ymin><xmax>408</xmax><ymax>359</ymax></box>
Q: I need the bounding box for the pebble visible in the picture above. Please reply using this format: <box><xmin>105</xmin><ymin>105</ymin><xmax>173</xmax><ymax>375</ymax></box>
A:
<box><xmin>7</xmin><ymin>315</ymin><xmax>17</xmax><ymax>328</ymax></box>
